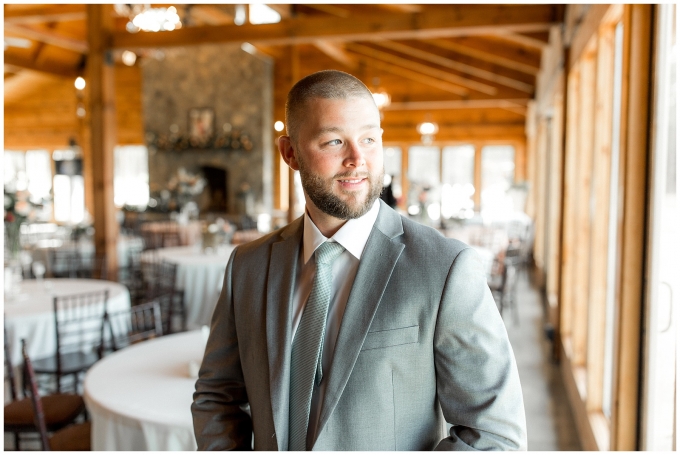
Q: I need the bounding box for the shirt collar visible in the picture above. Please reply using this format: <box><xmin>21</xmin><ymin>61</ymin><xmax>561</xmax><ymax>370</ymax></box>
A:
<box><xmin>303</xmin><ymin>199</ymin><xmax>380</xmax><ymax>264</ymax></box>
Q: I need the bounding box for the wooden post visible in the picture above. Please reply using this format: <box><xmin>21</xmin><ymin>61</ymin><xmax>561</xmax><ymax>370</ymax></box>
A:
<box><xmin>287</xmin><ymin>45</ymin><xmax>300</xmax><ymax>223</ymax></box>
<box><xmin>611</xmin><ymin>4</ymin><xmax>652</xmax><ymax>450</ymax></box>
<box><xmin>473</xmin><ymin>142</ymin><xmax>482</xmax><ymax>210</ymax></box>
<box><xmin>86</xmin><ymin>5</ymin><xmax>118</xmax><ymax>279</ymax></box>
<box><xmin>400</xmin><ymin>143</ymin><xmax>409</xmax><ymax>210</ymax></box>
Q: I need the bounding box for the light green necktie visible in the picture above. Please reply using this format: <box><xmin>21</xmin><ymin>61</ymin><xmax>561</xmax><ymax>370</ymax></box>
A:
<box><xmin>289</xmin><ymin>241</ymin><xmax>345</xmax><ymax>451</ymax></box>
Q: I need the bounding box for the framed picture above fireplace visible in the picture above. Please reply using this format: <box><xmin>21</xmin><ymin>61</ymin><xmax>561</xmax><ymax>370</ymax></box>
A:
<box><xmin>188</xmin><ymin>107</ymin><xmax>214</xmax><ymax>141</ymax></box>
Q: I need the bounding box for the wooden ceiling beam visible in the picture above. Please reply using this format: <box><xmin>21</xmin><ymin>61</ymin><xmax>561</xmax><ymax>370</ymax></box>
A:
<box><xmin>5</xmin><ymin>23</ymin><xmax>88</xmax><ymax>53</ymax></box>
<box><xmin>187</xmin><ymin>5</ymin><xmax>234</xmax><ymax>26</ymax></box>
<box><xmin>313</xmin><ymin>41</ymin><xmax>358</xmax><ymax>69</ymax></box>
<box><xmin>375</xmin><ymin>40</ymin><xmax>533</xmax><ymax>93</ymax></box>
<box><xmin>303</xmin><ymin>5</ymin><xmax>351</xmax><ymax>18</ymax></box>
<box><xmin>111</xmin><ymin>5</ymin><xmax>559</xmax><ymax>49</ymax></box>
<box><xmin>357</xmin><ymin>58</ymin><xmax>469</xmax><ymax>96</ymax></box>
<box><xmin>4</xmin><ymin>5</ymin><xmax>85</xmax><ymax>24</ymax></box>
<box><xmin>347</xmin><ymin>42</ymin><xmax>495</xmax><ymax>95</ymax></box>
<box><xmin>382</xmin><ymin>123</ymin><xmax>526</xmax><ymax>142</ymax></box>
<box><xmin>266</xmin><ymin>4</ymin><xmax>293</xmax><ymax>19</ymax></box>
<box><xmin>377</xmin><ymin>5</ymin><xmax>423</xmax><ymax>14</ymax></box>
<box><xmin>386</xmin><ymin>99</ymin><xmax>529</xmax><ymax>111</ymax></box>
<box><xmin>426</xmin><ymin>38</ymin><xmax>540</xmax><ymax>75</ymax></box>
<box><xmin>488</xmin><ymin>32</ymin><xmax>548</xmax><ymax>50</ymax></box>
<box><xmin>3</xmin><ymin>53</ymin><xmax>80</xmax><ymax>78</ymax></box>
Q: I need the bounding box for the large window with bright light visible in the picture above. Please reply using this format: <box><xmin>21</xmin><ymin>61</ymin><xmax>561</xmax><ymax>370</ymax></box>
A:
<box><xmin>441</xmin><ymin>145</ymin><xmax>475</xmax><ymax>219</ymax></box>
<box><xmin>114</xmin><ymin>145</ymin><xmax>150</xmax><ymax>208</ymax></box>
<box><xmin>481</xmin><ymin>145</ymin><xmax>515</xmax><ymax>220</ymax></box>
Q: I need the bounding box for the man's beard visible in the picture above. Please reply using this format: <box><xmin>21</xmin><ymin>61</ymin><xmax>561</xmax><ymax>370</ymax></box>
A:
<box><xmin>297</xmin><ymin>157</ymin><xmax>384</xmax><ymax>220</ymax></box>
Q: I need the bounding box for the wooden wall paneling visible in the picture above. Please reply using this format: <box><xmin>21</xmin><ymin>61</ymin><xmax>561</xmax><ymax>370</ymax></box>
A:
<box><xmin>86</xmin><ymin>4</ymin><xmax>119</xmax><ymax>278</ymax></box>
<box><xmin>571</xmin><ymin>40</ymin><xmax>597</xmax><ymax>372</ymax></box>
<box><xmin>585</xmin><ymin>19</ymin><xmax>616</xmax><ymax>428</ymax></box>
<box><xmin>611</xmin><ymin>4</ymin><xmax>652</xmax><ymax>450</ymax></box>
<box><xmin>559</xmin><ymin>64</ymin><xmax>581</xmax><ymax>351</ymax></box>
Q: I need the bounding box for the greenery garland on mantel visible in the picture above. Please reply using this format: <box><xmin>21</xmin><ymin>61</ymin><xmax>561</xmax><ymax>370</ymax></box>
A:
<box><xmin>145</xmin><ymin>130</ymin><xmax>254</xmax><ymax>152</ymax></box>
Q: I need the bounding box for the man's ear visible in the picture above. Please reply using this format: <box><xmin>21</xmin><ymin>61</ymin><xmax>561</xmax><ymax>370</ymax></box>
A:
<box><xmin>278</xmin><ymin>136</ymin><xmax>300</xmax><ymax>171</ymax></box>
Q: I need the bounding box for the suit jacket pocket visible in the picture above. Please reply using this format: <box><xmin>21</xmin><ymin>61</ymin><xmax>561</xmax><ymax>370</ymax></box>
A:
<box><xmin>360</xmin><ymin>325</ymin><xmax>419</xmax><ymax>351</ymax></box>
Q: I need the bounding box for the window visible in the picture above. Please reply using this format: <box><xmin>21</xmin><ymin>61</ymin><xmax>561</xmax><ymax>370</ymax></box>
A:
<box><xmin>480</xmin><ymin>145</ymin><xmax>515</xmax><ymax>221</ymax></box>
<box><xmin>407</xmin><ymin>146</ymin><xmax>440</xmax><ymax>222</ymax></box>
<box><xmin>441</xmin><ymin>145</ymin><xmax>475</xmax><ymax>219</ymax></box>
<box><xmin>114</xmin><ymin>145</ymin><xmax>150</xmax><ymax>208</ymax></box>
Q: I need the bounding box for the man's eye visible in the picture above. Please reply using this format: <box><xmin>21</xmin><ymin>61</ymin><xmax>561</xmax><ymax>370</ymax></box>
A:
<box><xmin>363</xmin><ymin>137</ymin><xmax>375</xmax><ymax>144</ymax></box>
<box><xmin>327</xmin><ymin>139</ymin><xmax>342</xmax><ymax>146</ymax></box>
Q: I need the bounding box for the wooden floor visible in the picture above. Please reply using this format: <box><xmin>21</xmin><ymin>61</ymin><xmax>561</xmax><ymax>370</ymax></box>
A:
<box><xmin>504</xmin><ymin>267</ymin><xmax>582</xmax><ymax>451</ymax></box>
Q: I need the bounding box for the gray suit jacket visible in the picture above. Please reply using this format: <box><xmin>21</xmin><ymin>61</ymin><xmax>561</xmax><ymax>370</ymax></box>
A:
<box><xmin>192</xmin><ymin>201</ymin><xmax>527</xmax><ymax>450</ymax></box>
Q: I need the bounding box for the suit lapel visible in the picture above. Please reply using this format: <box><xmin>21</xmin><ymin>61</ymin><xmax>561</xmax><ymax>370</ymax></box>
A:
<box><xmin>314</xmin><ymin>202</ymin><xmax>405</xmax><ymax>445</ymax></box>
<box><xmin>266</xmin><ymin>217</ymin><xmax>303</xmax><ymax>450</ymax></box>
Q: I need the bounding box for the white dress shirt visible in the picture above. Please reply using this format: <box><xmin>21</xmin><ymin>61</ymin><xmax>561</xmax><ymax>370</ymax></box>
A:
<box><xmin>291</xmin><ymin>199</ymin><xmax>381</xmax><ymax>445</ymax></box>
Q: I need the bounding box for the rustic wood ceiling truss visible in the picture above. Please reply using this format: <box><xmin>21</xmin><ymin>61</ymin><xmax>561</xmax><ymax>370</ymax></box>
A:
<box><xmin>4</xmin><ymin>4</ymin><xmax>564</xmax><ymax>142</ymax></box>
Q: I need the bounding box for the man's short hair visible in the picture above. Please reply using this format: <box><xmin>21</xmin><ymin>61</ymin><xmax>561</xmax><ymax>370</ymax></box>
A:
<box><xmin>285</xmin><ymin>70</ymin><xmax>375</xmax><ymax>142</ymax></box>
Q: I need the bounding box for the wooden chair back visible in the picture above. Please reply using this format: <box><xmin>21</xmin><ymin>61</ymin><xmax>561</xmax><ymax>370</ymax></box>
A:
<box><xmin>21</xmin><ymin>339</ymin><xmax>51</xmax><ymax>451</ymax></box>
<box><xmin>104</xmin><ymin>300</ymin><xmax>163</xmax><ymax>353</ymax></box>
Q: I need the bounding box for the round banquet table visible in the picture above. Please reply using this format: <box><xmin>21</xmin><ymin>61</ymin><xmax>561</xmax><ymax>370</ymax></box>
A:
<box><xmin>139</xmin><ymin>220</ymin><xmax>203</xmax><ymax>247</ymax></box>
<box><xmin>83</xmin><ymin>330</ymin><xmax>207</xmax><ymax>451</ymax></box>
<box><xmin>4</xmin><ymin>278</ymin><xmax>131</xmax><ymax>366</ymax></box>
<box><xmin>142</xmin><ymin>245</ymin><xmax>235</xmax><ymax>329</ymax></box>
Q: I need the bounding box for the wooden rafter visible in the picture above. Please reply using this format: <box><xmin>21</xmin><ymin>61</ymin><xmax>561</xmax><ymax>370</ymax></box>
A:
<box><xmin>4</xmin><ymin>4</ymin><xmax>85</xmax><ymax>24</ymax></box>
<box><xmin>5</xmin><ymin>23</ymin><xmax>87</xmax><ymax>53</ymax></box>
<box><xmin>3</xmin><ymin>53</ymin><xmax>80</xmax><ymax>78</ymax></box>
<box><xmin>426</xmin><ymin>38</ymin><xmax>540</xmax><ymax>75</ymax></box>
<box><xmin>111</xmin><ymin>5</ymin><xmax>558</xmax><ymax>49</ymax></box>
<box><xmin>347</xmin><ymin>42</ymin><xmax>496</xmax><ymax>95</ymax></box>
<box><xmin>490</xmin><ymin>31</ymin><xmax>549</xmax><ymax>50</ymax></box>
<box><xmin>375</xmin><ymin>40</ymin><xmax>533</xmax><ymax>93</ymax></box>
<box><xmin>377</xmin><ymin>4</ymin><xmax>423</xmax><ymax>13</ymax></box>
<box><xmin>186</xmin><ymin>5</ymin><xmax>234</xmax><ymax>26</ymax></box>
<box><xmin>313</xmin><ymin>41</ymin><xmax>357</xmax><ymax>69</ymax></box>
<box><xmin>357</xmin><ymin>58</ymin><xmax>469</xmax><ymax>96</ymax></box>
<box><xmin>386</xmin><ymin>99</ymin><xmax>529</xmax><ymax>111</ymax></box>
<box><xmin>304</xmin><ymin>4</ymin><xmax>351</xmax><ymax>18</ymax></box>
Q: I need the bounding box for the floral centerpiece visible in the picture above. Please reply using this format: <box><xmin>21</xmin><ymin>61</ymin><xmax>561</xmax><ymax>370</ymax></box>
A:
<box><xmin>165</xmin><ymin>167</ymin><xmax>206</xmax><ymax>212</ymax></box>
<box><xmin>4</xmin><ymin>187</ymin><xmax>39</xmax><ymax>261</ymax></box>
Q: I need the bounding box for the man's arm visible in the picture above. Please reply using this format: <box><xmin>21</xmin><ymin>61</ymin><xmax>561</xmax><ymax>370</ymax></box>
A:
<box><xmin>192</xmin><ymin>249</ymin><xmax>253</xmax><ymax>450</ymax></box>
<box><xmin>433</xmin><ymin>247</ymin><xmax>527</xmax><ymax>451</ymax></box>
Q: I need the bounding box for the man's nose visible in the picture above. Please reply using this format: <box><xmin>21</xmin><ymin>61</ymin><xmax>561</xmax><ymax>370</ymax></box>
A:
<box><xmin>343</xmin><ymin>141</ymin><xmax>366</xmax><ymax>168</ymax></box>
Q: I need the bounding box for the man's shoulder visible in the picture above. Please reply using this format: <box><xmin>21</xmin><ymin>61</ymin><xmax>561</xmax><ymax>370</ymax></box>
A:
<box><xmin>232</xmin><ymin>217</ymin><xmax>302</xmax><ymax>258</ymax></box>
<box><xmin>396</xmin><ymin>212</ymin><xmax>469</xmax><ymax>255</ymax></box>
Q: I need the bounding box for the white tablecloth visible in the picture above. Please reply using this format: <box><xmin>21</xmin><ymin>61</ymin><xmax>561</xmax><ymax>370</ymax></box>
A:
<box><xmin>84</xmin><ymin>330</ymin><xmax>207</xmax><ymax>451</ymax></box>
<box><xmin>142</xmin><ymin>245</ymin><xmax>235</xmax><ymax>329</ymax></box>
<box><xmin>4</xmin><ymin>279</ymin><xmax>131</xmax><ymax>365</ymax></box>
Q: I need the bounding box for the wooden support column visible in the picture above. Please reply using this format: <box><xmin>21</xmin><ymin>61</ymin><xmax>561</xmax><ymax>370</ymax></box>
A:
<box><xmin>287</xmin><ymin>45</ymin><xmax>300</xmax><ymax>223</ymax></box>
<box><xmin>400</xmin><ymin>143</ymin><xmax>409</xmax><ymax>210</ymax></box>
<box><xmin>86</xmin><ymin>5</ymin><xmax>118</xmax><ymax>278</ymax></box>
<box><xmin>611</xmin><ymin>4</ymin><xmax>652</xmax><ymax>450</ymax></box>
<box><xmin>473</xmin><ymin>142</ymin><xmax>482</xmax><ymax>209</ymax></box>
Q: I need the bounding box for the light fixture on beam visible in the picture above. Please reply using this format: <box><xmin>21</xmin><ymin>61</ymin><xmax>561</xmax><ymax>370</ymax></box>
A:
<box><xmin>371</xmin><ymin>77</ymin><xmax>391</xmax><ymax>111</ymax></box>
<box><xmin>417</xmin><ymin>117</ymin><xmax>439</xmax><ymax>145</ymax></box>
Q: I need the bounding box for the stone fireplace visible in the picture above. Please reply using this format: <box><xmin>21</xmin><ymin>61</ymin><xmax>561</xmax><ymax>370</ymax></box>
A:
<box><xmin>141</xmin><ymin>43</ymin><xmax>273</xmax><ymax>216</ymax></box>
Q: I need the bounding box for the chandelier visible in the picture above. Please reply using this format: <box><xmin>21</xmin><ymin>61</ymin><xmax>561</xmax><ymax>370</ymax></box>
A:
<box><xmin>115</xmin><ymin>5</ymin><xmax>182</xmax><ymax>33</ymax></box>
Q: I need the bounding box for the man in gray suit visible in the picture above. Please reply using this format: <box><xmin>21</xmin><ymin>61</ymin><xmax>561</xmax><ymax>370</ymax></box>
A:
<box><xmin>192</xmin><ymin>70</ymin><xmax>527</xmax><ymax>451</ymax></box>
